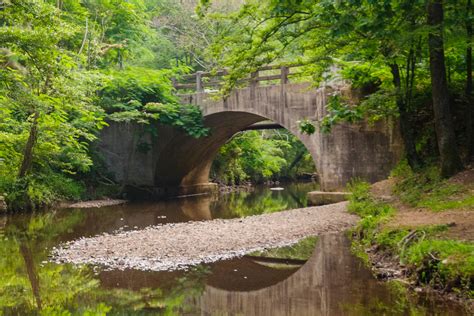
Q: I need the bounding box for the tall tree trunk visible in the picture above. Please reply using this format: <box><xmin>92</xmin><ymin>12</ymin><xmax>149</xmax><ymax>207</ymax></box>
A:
<box><xmin>390</xmin><ymin>63</ymin><xmax>423</xmax><ymax>170</ymax></box>
<box><xmin>18</xmin><ymin>111</ymin><xmax>39</xmax><ymax>178</ymax></box>
<box><xmin>427</xmin><ymin>0</ymin><xmax>463</xmax><ymax>177</ymax></box>
<box><xmin>467</xmin><ymin>0</ymin><xmax>474</xmax><ymax>159</ymax></box>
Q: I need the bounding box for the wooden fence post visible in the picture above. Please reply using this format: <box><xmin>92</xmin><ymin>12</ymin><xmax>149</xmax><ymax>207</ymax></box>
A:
<box><xmin>196</xmin><ymin>71</ymin><xmax>204</xmax><ymax>92</ymax></box>
<box><xmin>281</xmin><ymin>66</ymin><xmax>289</xmax><ymax>84</ymax></box>
<box><xmin>250</xmin><ymin>71</ymin><xmax>259</xmax><ymax>89</ymax></box>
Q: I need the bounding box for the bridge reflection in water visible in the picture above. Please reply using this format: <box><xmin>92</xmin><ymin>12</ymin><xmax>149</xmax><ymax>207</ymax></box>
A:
<box><xmin>192</xmin><ymin>234</ymin><xmax>390</xmax><ymax>316</ymax></box>
<box><xmin>2</xmin><ymin>183</ymin><xmax>466</xmax><ymax>315</ymax></box>
<box><xmin>87</xmin><ymin>189</ymin><xmax>463</xmax><ymax>315</ymax></box>
<box><xmin>98</xmin><ymin>234</ymin><xmax>393</xmax><ymax>315</ymax></box>
<box><xmin>98</xmin><ymin>232</ymin><xmax>459</xmax><ymax>315</ymax></box>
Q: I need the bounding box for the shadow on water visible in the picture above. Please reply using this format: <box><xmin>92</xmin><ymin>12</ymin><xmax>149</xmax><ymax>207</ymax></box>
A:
<box><xmin>0</xmin><ymin>182</ymin><xmax>470</xmax><ymax>315</ymax></box>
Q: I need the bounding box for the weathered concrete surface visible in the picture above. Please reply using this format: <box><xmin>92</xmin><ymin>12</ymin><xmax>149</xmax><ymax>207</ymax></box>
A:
<box><xmin>307</xmin><ymin>191</ymin><xmax>351</xmax><ymax>206</ymax></box>
<box><xmin>98</xmin><ymin>82</ymin><xmax>403</xmax><ymax>197</ymax></box>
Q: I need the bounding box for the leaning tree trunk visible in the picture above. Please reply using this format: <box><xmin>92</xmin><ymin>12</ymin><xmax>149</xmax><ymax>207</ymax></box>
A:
<box><xmin>18</xmin><ymin>111</ymin><xmax>39</xmax><ymax>178</ymax></box>
<box><xmin>427</xmin><ymin>0</ymin><xmax>463</xmax><ymax>177</ymax></box>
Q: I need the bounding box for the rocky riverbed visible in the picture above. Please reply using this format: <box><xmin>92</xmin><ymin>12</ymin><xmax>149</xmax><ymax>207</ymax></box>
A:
<box><xmin>51</xmin><ymin>202</ymin><xmax>357</xmax><ymax>271</ymax></box>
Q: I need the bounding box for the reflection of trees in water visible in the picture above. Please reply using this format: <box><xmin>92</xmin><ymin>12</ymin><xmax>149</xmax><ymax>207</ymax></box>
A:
<box><xmin>91</xmin><ymin>266</ymin><xmax>210</xmax><ymax>315</ymax></box>
<box><xmin>250</xmin><ymin>236</ymin><xmax>318</xmax><ymax>261</ymax></box>
<box><xmin>211</xmin><ymin>182</ymin><xmax>318</xmax><ymax>218</ymax></box>
<box><xmin>0</xmin><ymin>212</ymin><xmax>209</xmax><ymax>315</ymax></box>
<box><xmin>0</xmin><ymin>211</ymin><xmax>100</xmax><ymax>314</ymax></box>
<box><xmin>213</xmin><ymin>190</ymin><xmax>288</xmax><ymax>218</ymax></box>
<box><xmin>0</xmin><ymin>208</ymin><xmax>463</xmax><ymax>315</ymax></box>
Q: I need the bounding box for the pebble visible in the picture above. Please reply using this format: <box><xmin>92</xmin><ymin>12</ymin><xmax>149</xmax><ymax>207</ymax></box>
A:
<box><xmin>68</xmin><ymin>199</ymin><xmax>128</xmax><ymax>209</ymax></box>
<box><xmin>51</xmin><ymin>202</ymin><xmax>357</xmax><ymax>272</ymax></box>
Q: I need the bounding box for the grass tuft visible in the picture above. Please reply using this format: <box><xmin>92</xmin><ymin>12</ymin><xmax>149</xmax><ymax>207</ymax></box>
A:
<box><xmin>348</xmin><ymin>177</ymin><xmax>474</xmax><ymax>298</ymax></box>
<box><xmin>391</xmin><ymin>161</ymin><xmax>474</xmax><ymax>212</ymax></box>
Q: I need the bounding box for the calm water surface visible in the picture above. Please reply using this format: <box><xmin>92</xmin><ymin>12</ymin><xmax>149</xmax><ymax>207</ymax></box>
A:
<box><xmin>0</xmin><ymin>182</ymin><xmax>469</xmax><ymax>315</ymax></box>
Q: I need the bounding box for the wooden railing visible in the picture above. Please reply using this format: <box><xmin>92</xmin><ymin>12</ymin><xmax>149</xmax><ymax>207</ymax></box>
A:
<box><xmin>173</xmin><ymin>64</ymin><xmax>303</xmax><ymax>92</ymax></box>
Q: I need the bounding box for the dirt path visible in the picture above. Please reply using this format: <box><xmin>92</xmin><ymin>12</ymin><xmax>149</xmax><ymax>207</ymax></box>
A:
<box><xmin>388</xmin><ymin>210</ymin><xmax>474</xmax><ymax>241</ymax></box>
<box><xmin>51</xmin><ymin>202</ymin><xmax>358</xmax><ymax>271</ymax></box>
<box><xmin>372</xmin><ymin>169</ymin><xmax>474</xmax><ymax>242</ymax></box>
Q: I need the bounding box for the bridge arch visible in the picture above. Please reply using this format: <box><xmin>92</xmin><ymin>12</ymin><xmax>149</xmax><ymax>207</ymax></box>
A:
<box><xmin>98</xmin><ymin>76</ymin><xmax>402</xmax><ymax>198</ymax></box>
<box><xmin>153</xmin><ymin>109</ymin><xmax>317</xmax><ymax>194</ymax></box>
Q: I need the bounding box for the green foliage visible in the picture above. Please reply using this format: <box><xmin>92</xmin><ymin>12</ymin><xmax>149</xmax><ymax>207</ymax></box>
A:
<box><xmin>211</xmin><ymin>131</ymin><xmax>287</xmax><ymax>184</ymax></box>
<box><xmin>6</xmin><ymin>173</ymin><xmax>85</xmax><ymax>211</ymax></box>
<box><xmin>348</xmin><ymin>179</ymin><xmax>474</xmax><ymax>297</ymax></box>
<box><xmin>99</xmin><ymin>67</ymin><xmax>176</xmax><ymax>113</ymax></box>
<box><xmin>297</xmin><ymin>119</ymin><xmax>316</xmax><ymax>135</ymax></box>
<box><xmin>205</xmin><ymin>0</ymin><xmax>473</xmax><ymax>171</ymax></box>
<box><xmin>321</xmin><ymin>91</ymin><xmax>398</xmax><ymax>133</ymax></box>
<box><xmin>347</xmin><ymin>180</ymin><xmax>395</xmax><ymax>245</ymax></box>
<box><xmin>276</xmin><ymin>130</ymin><xmax>316</xmax><ymax>179</ymax></box>
<box><xmin>339</xmin><ymin>62</ymin><xmax>384</xmax><ymax>89</ymax></box>
<box><xmin>250</xmin><ymin>236</ymin><xmax>318</xmax><ymax>261</ymax></box>
<box><xmin>358</xmin><ymin>89</ymin><xmax>399</xmax><ymax>123</ymax></box>
<box><xmin>0</xmin><ymin>0</ymin><xmax>212</xmax><ymax>210</ymax></box>
<box><xmin>211</xmin><ymin>130</ymin><xmax>315</xmax><ymax>185</ymax></box>
<box><xmin>100</xmin><ymin>67</ymin><xmax>209</xmax><ymax>138</ymax></box>
<box><xmin>405</xmin><ymin>240</ymin><xmax>474</xmax><ymax>293</ymax></box>
<box><xmin>0</xmin><ymin>1</ymin><xmax>107</xmax><ymax>210</ymax></box>
<box><xmin>321</xmin><ymin>95</ymin><xmax>364</xmax><ymax>133</ymax></box>
<box><xmin>392</xmin><ymin>161</ymin><xmax>474</xmax><ymax>211</ymax></box>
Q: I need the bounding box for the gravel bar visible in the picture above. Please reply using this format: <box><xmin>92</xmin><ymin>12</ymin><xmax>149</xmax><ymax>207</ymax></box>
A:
<box><xmin>67</xmin><ymin>199</ymin><xmax>127</xmax><ymax>208</ymax></box>
<box><xmin>51</xmin><ymin>202</ymin><xmax>358</xmax><ymax>271</ymax></box>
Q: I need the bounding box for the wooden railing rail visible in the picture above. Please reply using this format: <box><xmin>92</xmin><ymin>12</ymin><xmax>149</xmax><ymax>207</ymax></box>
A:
<box><xmin>173</xmin><ymin>63</ymin><xmax>304</xmax><ymax>92</ymax></box>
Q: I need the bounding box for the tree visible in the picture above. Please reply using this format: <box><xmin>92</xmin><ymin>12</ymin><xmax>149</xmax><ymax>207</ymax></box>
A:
<box><xmin>0</xmin><ymin>1</ymin><xmax>107</xmax><ymax>210</ymax></box>
<box><xmin>427</xmin><ymin>0</ymin><xmax>464</xmax><ymax>176</ymax></box>
<box><xmin>211</xmin><ymin>130</ymin><xmax>289</xmax><ymax>184</ymax></box>
<box><xmin>466</xmin><ymin>0</ymin><xmax>474</xmax><ymax>159</ymax></box>
<box><xmin>203</xmin><ymin>0</ymin><xmax>471</xmax><ymax>173</ymax></box>
<box><xmin>0</xmin><ymin>0</ymin><xmax>211</xmax><ymax>210</ymax></box>
<box><xmin>204</xmin><ymin>0</ymin><xmax>428</xmax><ymax>169</ymax></box>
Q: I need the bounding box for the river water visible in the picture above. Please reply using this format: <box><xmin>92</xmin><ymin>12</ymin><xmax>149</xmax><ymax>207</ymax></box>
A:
<box><xmin>0</xmin><ymin>182</ymin><xmax>469</xmax><ymax>315</ymax></box>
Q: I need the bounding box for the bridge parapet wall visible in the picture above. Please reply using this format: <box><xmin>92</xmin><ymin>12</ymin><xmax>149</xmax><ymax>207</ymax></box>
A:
<box><xmin>98</xmin><ymin>73</ymin><xmax>402</xmax><ymax>198</ymax></box>
<box><xmin>179</xmin><ymin>82</ymin><xmax>402</xmax><ymax>190</ymax></box>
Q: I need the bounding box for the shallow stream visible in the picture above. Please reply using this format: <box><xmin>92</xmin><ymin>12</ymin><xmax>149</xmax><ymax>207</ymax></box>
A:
<box><xmin>0</xmin><ymin>182</ymin><xmax>468</xmax><ymax>315</ymax></box>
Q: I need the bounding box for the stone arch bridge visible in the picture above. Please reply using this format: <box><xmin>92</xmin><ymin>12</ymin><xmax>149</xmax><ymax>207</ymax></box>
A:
<box><xmin>98</xmin><ymin>65</ymin><xmax>402</xmax><ymax>198</ymax></box>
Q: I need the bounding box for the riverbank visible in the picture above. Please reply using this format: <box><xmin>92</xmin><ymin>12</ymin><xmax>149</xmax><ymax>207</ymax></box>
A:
<box><xmin>349</xmin><ymin>165</ymin><xmax>474</xmax><ymax>311</ymax></box>
<box><xmin>51</xmin><ymin>202</ymin><xmax>358</xmax><ymax>271</ymax></box>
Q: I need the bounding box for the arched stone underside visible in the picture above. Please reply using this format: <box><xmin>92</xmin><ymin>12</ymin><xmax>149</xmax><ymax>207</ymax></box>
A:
<box><xmin>98</xmin><ymin>82</ymin><xmax>403</xmax><ymax>198</ymax></box>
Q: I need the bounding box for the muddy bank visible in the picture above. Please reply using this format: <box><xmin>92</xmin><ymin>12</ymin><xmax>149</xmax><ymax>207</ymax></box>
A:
<box><xmin>364</xmin><ymin>238</ymin><xmax>473</xmax><ymax>311</ymax></box>
<box><xmin>51</xmin><ymin>202</ymin><xmax>357</xmax><ymax>271</ymax></box>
